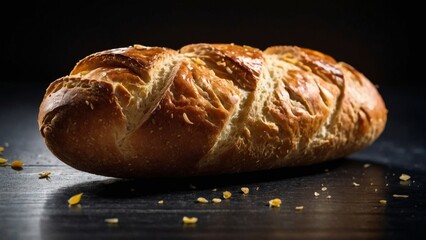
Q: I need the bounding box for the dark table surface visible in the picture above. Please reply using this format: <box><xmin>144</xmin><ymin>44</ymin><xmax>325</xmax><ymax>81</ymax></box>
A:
<box><xmin>1</xmin><ymin>84</ymin><xmax>425</xmax><ymax>240</ymax></box>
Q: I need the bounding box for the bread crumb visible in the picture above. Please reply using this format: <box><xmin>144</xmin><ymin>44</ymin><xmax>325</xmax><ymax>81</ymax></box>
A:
<box><xmin>256</xmin><ymin>187</ymin><xmax>259</xmax><ymax>191</ymax></box>
<box><xmin>353</xmin><ymin>182</ymin><xmax>360</xmax><ymax>187</ymax></box>
<box><xmin>0</xmin><ymin>157</ymin><xmax>7</xmax><ymax>164</ymax></box>
<box><xmin>212</xmin><ymin>198</ymin><xmax>222</xmax><ymax>203</ymax></box>
<box><xmin>321</xmin><ymin>187</ymin><xmax>327</xmax><ymax>191</ymax></box>
<box><xmin>379</xmin><ymin>200</ymin><xmax>387</xmax><ymax>205</ymax></box>
<box><xmin>363</xmin><ymin>163</ymin><xmax>371</xmax><ymax>168</ymax></box>
<box><xmin>241</xmin><ymin>187</ymin><xmax>249</xmax><ymax>194</ymax></box>
<box><xmin>314</xmin><ymin>192</ymin><xmax>320</xmax><ymax>197</ymax></box>
<box><xmin>399</xmin><ymin>174</ymin><xmax>411</xmax><ymax>181</ymax></box>
<box><xmin>216</xmin><ymin>61</ymin><xmax>226</xmax><ymax>66</ymax></box>
<box><xmin>11</xmin><ymin>160</ymin><xmax>23</xmax><ymax>169</ymax></box>
<box><xmin>182</xmin><ymin>216</ymin><xmax>198</xmax><ymax>224</ymax></box>
<box><xmin>295</xmin><ymin>206</ymin><xmax>304</xmax><ymax>211</ymax></box>
<box><xmin>268</xmin><ymin>198</ymin><xmax>282</xmax><ymax>208</ymax></box>
<box><xmin>68</xmin><ymin>193</ymin><xmax>83</xmax><ymax>206</ymax></box>
<box><xmin>223</xmin><ymin>191</ymin><xmax>232</xmax><ymax>199</ymax></box>
<box><xmin>183</xmin><ymin>113</ymin><xmax>194</xmax><ymax>125</ymax></box>
<box><xmin>212</xmin><ymin>188</ymin><xmax>218</xmax><ymax>192</ymax></box>
<box><xmin>4</xmin><ymin>142</ymin><xmax>9</xmax><ymax>147</ymax></box>
<box><xmin>374</xmin><ymin>188</ymin><xmax>378</xmax><ymax>192</ymax></box>
<box><xmin>105</xmin><ymin>218</ymin><xmax>119</xmax><ymax>224</ymax></box>
<box><xmin>326</xmin><ymin>195</ymin><xmax>332</xmax><ymax>199</ymax></box>
<box><xmin>158</xmin><ymin>200</ymin><xmax>164</xmax><ymax>204</ymax></box>
<box><xmin>197</xmin><ymin>197</ymin><xmax>209</xmax><ymax>203</ymax></box>
<box><xmin>393</xmin><ymin>194</ymin><xmax>409</xmax><ymax>198</ymax></box>
<box><xmin>226</xmin><ymin>67</ymin><xmax>233</xmax><ymax>74</ymax></box>
<box><xmin>38</xmin><ymin>171</ymin><xmax>52</xmax><ymax>179</ymax></box>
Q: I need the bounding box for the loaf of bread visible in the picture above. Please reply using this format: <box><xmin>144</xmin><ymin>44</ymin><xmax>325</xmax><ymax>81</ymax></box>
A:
<box><xmin>38</xmin><ymin>43</ymin><xmax>387</xmax><ymax>178</ymax></box>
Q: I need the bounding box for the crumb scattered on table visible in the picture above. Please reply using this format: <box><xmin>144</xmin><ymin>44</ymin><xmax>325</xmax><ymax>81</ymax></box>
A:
<box><xmin>393</xmin><ymin>194</ymin><xmax>409</xmax><ymax>198</ymax></box>
<box><xmin>182</xmin><ymin>216</ymin><xmax>198</xmax><ymax>224</ymax></box>
<box><xmin>268</xmin><ymin>198</ymin><xmax>282</xmax><ymax>208</ymax></box>
<box><xmin>399</xmin><ymin>174</ymin><xmax>411</xmax><ymax>181</ymax></box>
<box><xmin>223</xmin><ymin>191</ymin><xmax>232</xmax><ymax>199</ymax></box>
<box><xmin>241</xmin><ymin>187</ymin><xmax>249</xmax><ymax>194</ymax></box>
<box><xmin>197</xmin><ymin>197</ymin><xmax>208</xmax><ymax>203</ymax></box>
<box><xmin>105</xmin><ymin>218</ymin><xmax>119</xmax><ymax>224</ymax></box>
<box><xmin>68</xmin><ymin>193</ymin><xmax>83</xmax><ymax>206</ymax></box>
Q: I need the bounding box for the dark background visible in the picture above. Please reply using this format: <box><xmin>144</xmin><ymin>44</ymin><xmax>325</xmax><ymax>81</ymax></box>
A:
<box><xmin>1</xmin><ymin>0</ymin><xmax>420</xmax><ymax>90</ymax></box>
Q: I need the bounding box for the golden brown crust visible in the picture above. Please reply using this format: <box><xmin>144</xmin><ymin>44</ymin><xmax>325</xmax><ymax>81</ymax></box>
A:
<box><xmin>38</xmin><ymin>43</ymin><xmax>387</xmax><ymax>178</ymax></box>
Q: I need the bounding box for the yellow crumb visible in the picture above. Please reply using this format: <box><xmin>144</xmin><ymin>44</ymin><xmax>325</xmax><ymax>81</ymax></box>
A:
<box><xmin>212</xmin><ymin>198</ymin><xmax>222</xmax><ymax>203</ymax></box>
<box><xmin>0</xmin><ymin>146</ymin><xmax>4</xmax><ymax>153</ymax></box>
<box><xmin>393</xmin><ymin>194</ymin><xmax>409</xmax><ymax>198</ymax></box>
<box><xmin>379</xmin><ymin>200</ymin><xmax>387</xmax><ymax>205</ymax></box>
<box><xmin>105</xmin><ymin>218</ymin><xmax>119</xmax><ymax>224</ymax></box>
<box><xmin>68</xmin><ymin>193</ymin><xmax>83</xmax><ymax>206</ymax></box>
<box><xmin>158</xmin><ymin>200</ymin><xmax>164</xmax><ymax>204</ymax></box>
<box><xmin>225</xmin><ymin>67</ymin><xmax>233</xmax><ymax>74</ymax></box>
<box><xmin>11</xmin><ymin>160</ymin><xmax>23</xmax><ymax>169</ymax></box>
<box><xmin>182</xmin><ymin>113</ymin><xmax>194</xmax><ymax>124</ymax></box>
<box><xmin>314</xmin><ymin>192</ymin><xmax>320</xmax><ymax>197</ymax></box>
<box><xmin>399</xmin><ymin>174</ymin><xmax>411</xmax><ymax>181</ymax></box>
<box><xmin>216</xmin><ymin>61</ymin><xmax>226</xmax><ymax>66</ymax></box>
<box><xmin>269</xmin><ymin>198</ymin><xmax>282</xmax><ymax>208</ymax></box>
<box><xmin>295</xmin><ymin>206</ymin><xmax>304</xmax><ymax>211</ymax></box>
<box><xmin>38</xmin><ymin>171</ymin><xmax>52</xmax><ymax>179</ymax></box>
<box><xmin>241</xmin><ymin>187</ymin><xmax>249</xmax><ymax>194</ymax></box>
<box><xmin>0</xmin><ymin>157</ymin><xmax>7</xmax><ymax>164</ymax></box>
<box><xmin>182</xmin><ymin>216</ymin><xmax>198</xmax><ymax>224</ymax></box>
<box><xmin>223</xmin><ymin>191</ymin><xmax>232</xmax><ymax>199</ymax></box>
<box><xmin>197</xmin><ymin>197</ymin><xmax>209</xmax><ymax>203</ymax></box>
